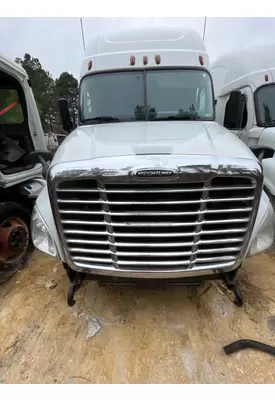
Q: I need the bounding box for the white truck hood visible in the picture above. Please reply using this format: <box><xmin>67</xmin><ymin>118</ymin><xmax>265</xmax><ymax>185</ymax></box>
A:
<box><xmin>52</xmin><ymin>121</ymin><xmax>256</xmax><ymax>165</ymax></box>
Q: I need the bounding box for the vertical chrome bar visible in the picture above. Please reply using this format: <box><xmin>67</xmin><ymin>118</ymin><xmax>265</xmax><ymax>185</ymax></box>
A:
<box><xmin>189</xmin><ymin>180</ymin><xmax>211</xmax><ymax>268</ymax></box>
<box><xmin>97</xmin><ymin>182</ymin><xmax>119</xmax><ymax>268</ymax></box>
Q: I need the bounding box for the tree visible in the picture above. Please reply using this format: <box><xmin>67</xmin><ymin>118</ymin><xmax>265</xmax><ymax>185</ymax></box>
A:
<box><xmin>0</xmin><ymin>89</ymin><xmax>24</xmax><ymax>124</ymax></box>
<box><xmin>15</xmin><ymin>53</ymin><xmax>59</xmax><ymax>131</ymax></box>
<box><xmin>55</xmin><ymin>72</ymin><xmax>79</xmax><ymax>125</ymax></box>
<box><xmin>15</xmin><ymin>54</ymin><xmax>79</xmax><ymax>132</ymax></box>
<box><xmin>134</xmin><ymin>105</ymin><xmax>157</xmax><ymax>120</ymax></box>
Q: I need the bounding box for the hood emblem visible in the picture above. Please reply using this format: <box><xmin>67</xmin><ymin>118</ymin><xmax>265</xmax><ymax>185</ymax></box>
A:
<box><xmin>133</xmin><ymin>169</ymin><xmax>175</xmax><ymax>178</ymax></box>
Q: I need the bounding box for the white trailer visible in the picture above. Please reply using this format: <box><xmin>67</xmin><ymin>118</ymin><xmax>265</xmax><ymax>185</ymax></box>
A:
<box><xmin>212</xmin><ymin>43</ymin><xmax>275</xmax><ymax>198</ymax></box>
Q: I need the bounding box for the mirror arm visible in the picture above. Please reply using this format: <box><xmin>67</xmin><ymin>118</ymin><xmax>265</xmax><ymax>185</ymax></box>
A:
<box><xmin>258</xmin><ymin>150</ymin><xmax>265</xmax><ymax>163</ymax></box>
<box><xmin>249</xmin><ymin>145</ymin><xmax>275</xmax><ymax>162</ymax></box>
<box><xmin>38</xmin><ymin>155</ymin><xmax>49</xmax><ymax>179</ymax></box>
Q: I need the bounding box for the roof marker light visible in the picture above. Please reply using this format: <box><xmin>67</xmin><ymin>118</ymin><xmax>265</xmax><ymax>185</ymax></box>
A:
<box><xmin>130</xmin><ymin>56</ymin><xmax>136</xmax><ymax>66</ymax></box>
<box><xmin>143</xmin><ymin>56</ymin><xmax>148</xmax><ymax>65</ymax></box>
<box><xmin>265</xmin><ymin>74</ymin><xmax>269</xmax><ymax>82</ymax></box>
<box><xmin>155</xmin><ymin>55</ymin><xmax>161</xmax><ymax>65</ymax></box>
<box><xmin>88</xmin><ymin>60</ymin><xmax>93</xmax><ymax>70</ymax></box>
<box><xmin>199</xmin><ymin>55</ymin><xmax>204</xmax><ymax>66</ymax></box>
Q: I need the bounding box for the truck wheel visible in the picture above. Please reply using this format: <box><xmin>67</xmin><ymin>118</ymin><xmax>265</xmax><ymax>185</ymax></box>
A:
<box><xmin>0</xmin><ymin>203</ymin><xmax>33</xmax><ymax>283</ymax></box>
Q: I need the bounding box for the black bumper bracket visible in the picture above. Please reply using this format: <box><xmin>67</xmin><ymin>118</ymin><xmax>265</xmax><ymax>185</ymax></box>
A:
<box><xmin>67</xmin><ymin>273</ymin><xmax>85</xmax><ymax>307</ymax></box>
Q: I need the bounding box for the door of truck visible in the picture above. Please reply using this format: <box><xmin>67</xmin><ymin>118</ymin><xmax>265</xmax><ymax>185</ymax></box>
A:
<box><xmin>223</xmin><ymin>86</ymin><xmax>254</xmax><ymax>145</ymax></box>
<box><xmin>0</xmin><ymin>54</ymin><xmax>46</xmax><ymax>188</ymax></box>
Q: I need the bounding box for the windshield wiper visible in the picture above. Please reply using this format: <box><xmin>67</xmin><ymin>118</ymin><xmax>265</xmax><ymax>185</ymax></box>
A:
<box><xmin>83</xmin><ymin>116</ymin><xmax>121</xmax><ymax>123</ymax></box>
<box><xmin>151</xmin><ymin>115</ymin><xmax>199</xmax><ymax>121</ymax></box>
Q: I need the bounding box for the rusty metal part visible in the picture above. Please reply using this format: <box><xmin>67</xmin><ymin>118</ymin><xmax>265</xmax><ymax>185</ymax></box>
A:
<box><xmin>214</xmin><ymin>281</ymin><xmax>244</xmax><ymax>307</ymax></box>
<box><xmin>0</xmin><ymin>217</ymin><xmax>29</xmax><ymax>264</ymax></box>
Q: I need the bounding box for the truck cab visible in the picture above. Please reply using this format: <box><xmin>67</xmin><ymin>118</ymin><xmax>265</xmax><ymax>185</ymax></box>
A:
<box><xmin>0</xmin><ymin>53</ymin><xmax>49</xmax><ymax>282</ymax></box>
<box><xmin>212</xmin><ymin>43</ymin><xmax>275</xmax><ymax>198</ymax></box>
<box><xmin>31</xmin><ymin>27</ymin><xmax>275</xmax><ymax>306</ymax></box>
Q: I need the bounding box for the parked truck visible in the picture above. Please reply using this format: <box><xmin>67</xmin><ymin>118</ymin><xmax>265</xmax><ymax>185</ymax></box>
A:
<box><xmin>30</xmin><ymin>27</ymin><xmax>275</xmax><ymax>307</ymax></box>
<box><xmin>0</xmin><ymin>53</ymin><xmax>51</xmax><ymax>282</ymax></box>
<box><xmin>212</xmin><ymin>43</ymin><xmax>275</xmax><ymax>201</ymax></box>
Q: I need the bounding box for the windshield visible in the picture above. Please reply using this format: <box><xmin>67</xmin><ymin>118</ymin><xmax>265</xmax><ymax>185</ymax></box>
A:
<box><xmin>79</xmin><ymin>69</ymin><xmax>214</xmax><ymax>123</ymax></box>
<box><xmin>255</xmin><ymin>84</ymin><xmax>275</xmax><ymax>126</ymax></box>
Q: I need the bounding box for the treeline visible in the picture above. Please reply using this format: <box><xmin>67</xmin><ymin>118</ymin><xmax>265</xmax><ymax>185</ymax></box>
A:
<box><xmin>15</xmin><ymin>53</ymin><xmax>78</xmax><ymax>133</ymax></box>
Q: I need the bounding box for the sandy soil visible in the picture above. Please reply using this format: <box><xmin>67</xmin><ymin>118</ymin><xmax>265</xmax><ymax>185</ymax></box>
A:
<box><xmin>1</xmin><ymin>249</ymin><xmax>275</xmax><ymax>384</ymax></box>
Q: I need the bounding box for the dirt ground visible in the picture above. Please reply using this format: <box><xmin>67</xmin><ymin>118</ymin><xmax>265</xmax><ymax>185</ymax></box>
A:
<box><xmin>1</xmin><ymin>249</ymin><xmax>275</xmax><ymax>384</ymax></box>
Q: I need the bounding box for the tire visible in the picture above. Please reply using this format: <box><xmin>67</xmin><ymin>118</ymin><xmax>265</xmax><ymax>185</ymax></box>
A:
<box><xmin>0</xmin><ymin>202</ymin><xmax>34</xmax><ymax>283</ymax></box>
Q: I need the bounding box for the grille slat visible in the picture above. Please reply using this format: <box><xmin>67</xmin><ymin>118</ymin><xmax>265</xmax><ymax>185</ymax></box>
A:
<box><xmin>72</xmin><ymin>256</ymin><xmax>113</xmax><ymax>264</ymax></box>
<box><xmin>72</xmin><ymin>255</ymin><xmax>237</xmax><ymax>266</ymax></box>
<box><xmin>72</xmin><ymin>256</ymin><xmax>191</xmax><ymax>266</ymax></box>
<box><xmin>66</xmin><ymin>237</ymin><xmax>244</xmax><ymax>247</ymax></box>
<box><xmin>67</xmin><ymin>238</ymin><xmax>110</xmax><ymax>245</ymax></box>
<box><xmin>56</xmin><ymin>176</ymin><xmax>256</xmax><ymax>271</ymax></box>
<box><xmin>64</xmin><ymin>227</ymin><xmax>247</xmax><ymax>237</ymax></box>
<box><xmin>61</xmin><ymin>217</ymin><xmax>250</xmax><ymax>227</ymax></box>
<box><xmin>68</xmin><ymin>247</ymin><xmax>241</xmax><ymax>256</ymax></box>
<box><xmin>57</xmin><ymin>197</ymin><xmax>254</xmax><ymax>205</ymax></box>
<box><xmin>59</xmin><ymin>207</ymin><xmax>252</xmax><ymax>216</ymax></box>
<box><xmin>56</xmin><ymin>184</ymin><xmax>255</xmax><ymax>194</ymax></box>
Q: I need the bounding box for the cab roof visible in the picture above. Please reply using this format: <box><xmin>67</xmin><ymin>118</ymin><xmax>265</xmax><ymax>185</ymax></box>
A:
<box><xmin>81</xmin><ymin>26</ymin><xmax>210</xmax><ymax>78</ymax></box>
<box><xmin>212</xmin><ymin>43</ymin><xmax>275</xmax><ymax>96</ymax></box>
<box><xmin>0</xmin><ymin>53</ymin><xmax>28</xmax><ymax>79</ymax></box>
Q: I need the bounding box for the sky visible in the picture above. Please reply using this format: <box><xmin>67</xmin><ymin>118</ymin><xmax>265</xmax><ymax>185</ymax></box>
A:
<box><xmin>1</xmin><ymin>17</ymin><xmax>275</xmax><ymax>79</ymax></box>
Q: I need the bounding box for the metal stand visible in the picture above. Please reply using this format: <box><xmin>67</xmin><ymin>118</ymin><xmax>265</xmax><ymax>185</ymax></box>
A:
<box><xmin>226</xmin><ymin>283</ymin><xmax>243</xmax><ymax>307</ymax></box>
<box><xmin>63</xmin><ymin>263</ymin><xmax>85</xmax><ymax>307</ymax></box>
<box><xmin>67</xmin><ymin>275</ymin><xmax>84</xmax><ymax>307</ymax></box>
<box><xmin>62</xmin><ymin>262</ymin><xmax>244</xmax><ymax>307</ymax></box>
<box><xmin>215</xmin><ymin>279</ymin><xmax>243</xmax><ymax>307</ymax></box>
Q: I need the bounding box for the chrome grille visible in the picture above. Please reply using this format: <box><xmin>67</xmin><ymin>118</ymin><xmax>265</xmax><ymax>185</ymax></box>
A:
<box><xmin>55</xmin><ymin>177</ymin><xmax>256</xmax><ymax>270</ymax></box>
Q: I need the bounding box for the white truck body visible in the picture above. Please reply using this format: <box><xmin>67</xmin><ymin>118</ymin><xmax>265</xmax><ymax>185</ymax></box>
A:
<box><xmin>212</xmin><ymin>43</ymin><xmax>275</xmax><ymax>196</ymax></box>
<box><xmin>32</xmin><ymin>27</ymin><xmax>275</xmax><ymax>286</ymax></box>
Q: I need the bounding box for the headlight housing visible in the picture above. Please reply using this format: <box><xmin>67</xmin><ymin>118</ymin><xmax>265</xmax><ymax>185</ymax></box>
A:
<box><xmin>31</xmin><ymin>206</ymin><xmax>58</xmax><ymax>258</ymax></box>
<box><xmin>248</xmin><ymin>202</ymin><xmax>275</xmax><ymax>257</ymax></box>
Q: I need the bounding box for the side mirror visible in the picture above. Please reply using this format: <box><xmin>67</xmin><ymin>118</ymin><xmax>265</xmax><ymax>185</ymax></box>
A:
<box><xmin>27</xmin><ymin>150</ymin><xmax>53</xmax><ymax>179</ymax></box>
<box><xmin>59</xmin><ymin>98</ymin><xmax>73</xmax><ymax>133</ymax></box>
<box><xmin>250</xmin><ymin>145</ymin><xmax>275</xmax><ymax>162</ymax></box>
<box><xmin>224</xmin><ymin>91</ymin><xmax>243</xmax><ymax>129</ymax></box>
